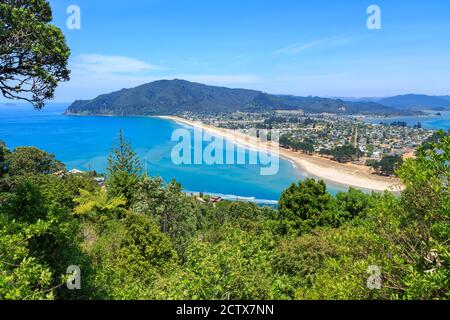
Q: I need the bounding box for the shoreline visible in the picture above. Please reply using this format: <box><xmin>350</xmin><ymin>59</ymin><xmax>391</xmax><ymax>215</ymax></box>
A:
<box><xmin>159</xmin><ymin>115</ymin><xmax>403</xmax><ymax>192</ymax></box>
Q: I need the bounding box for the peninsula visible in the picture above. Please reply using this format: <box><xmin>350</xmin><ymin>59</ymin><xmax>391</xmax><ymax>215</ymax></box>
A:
<box><xmin>159</xmin><ymin>115</ymin><xmax>402</xmax><ymax>192</ymax></box>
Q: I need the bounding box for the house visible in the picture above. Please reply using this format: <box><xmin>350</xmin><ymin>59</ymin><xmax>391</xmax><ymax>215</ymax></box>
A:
<box><xmin>52</xmin><ymin>170</ymin><xmax>66</xmax><ymax>178</ymax></box>
<box><xmin>196</xmin><ymin>197</ymin><xmax>207</xmax><ymax>203</ymax></box>
<box><xmin>210</xmin><ymin>196</ymin><xmax>222</xmax><ymax>203</ymax></box>
<box><xmin>209</xmin><ymin>196</ymin><xmax>223</xmax><ymax>207</ymax></box>
<box><xmin>94</xmin><ymin>177</ymin><xmax>106</xmax><ymax>186</ymax></box>
<box><xmin>68</xmin><ymin>169</ymin><xmax>85</xmax><ymax>175</ymax></box>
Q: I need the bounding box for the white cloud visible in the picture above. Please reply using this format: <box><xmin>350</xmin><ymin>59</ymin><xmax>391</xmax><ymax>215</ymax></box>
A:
<box><xmin>70</xmin><ymin>54</ymin><xmax>164</xmax><ymax>74</ymax></box>
<box><xmin>275</xmin><ymin>35</ymin><xmax>352</xmax><ymax>55</ymax></box>
<box><xmin>58</xmin><ymin>54</ymin><xmax>261</xmax><ymax>101</ymax></box>
<box><xmin>55</xmin><ymin>69</ymin><xmax>261</xmax><ymax>102</ymax></box>
<box><xmin>275</xmin><ymin>40</ymin><xmax>324</xmax><ymax>55</ymax></box>
<box><xmin>55</xmin><ymin>73</ymin><xmax>159</xmax><ymax>101</ymax></box>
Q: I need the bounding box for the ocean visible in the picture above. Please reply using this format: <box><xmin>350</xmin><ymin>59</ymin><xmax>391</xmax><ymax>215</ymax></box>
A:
<box><xmin>0</xmin><ymin>103</ymin><xmax>349</xmax><ymax>203</ymax></box>
<box><xmin>365</xmin><ymin>111</ymin><xmax>450</xmax><ymax>131</ymax></box>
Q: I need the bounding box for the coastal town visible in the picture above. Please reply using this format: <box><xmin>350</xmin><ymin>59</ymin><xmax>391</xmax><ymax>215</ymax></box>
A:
<box><xmin>179</xmin><ymin>111</ymin><xmax>436</xmax><ymax>177</ymax></box>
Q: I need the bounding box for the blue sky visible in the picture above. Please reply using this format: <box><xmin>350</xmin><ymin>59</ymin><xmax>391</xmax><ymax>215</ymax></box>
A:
<box><xmin>42</xmin><ymin>0</ymin><xmax>450</xmax><ymax>101</ymax></box>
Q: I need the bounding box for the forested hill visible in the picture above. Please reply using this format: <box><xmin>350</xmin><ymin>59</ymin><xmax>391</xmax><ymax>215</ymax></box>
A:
<box><xmin>377</xmin><ymin>94</ymin><xmax>450</xmax><ymax>111</ymax></box>
<box><xmin>343</xmin><ymin>94</ymin><xmax>450</xmax><ymax>111</ymax></box>
<box><xmin>65</xmin><ymin>79</ymin><xmax>408</xmax><ymax>116</ymax></box>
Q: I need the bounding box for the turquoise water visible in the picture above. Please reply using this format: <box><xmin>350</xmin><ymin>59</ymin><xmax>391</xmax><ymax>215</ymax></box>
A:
<box><xmin>0</xmin><ymin>104</ymin><xmax>347</xmax><ymax>202</ymax></box>
<box><xmin>365</xmin><ymin>111</ymin><xmax>450</xmax><ymax>131</ymax></box>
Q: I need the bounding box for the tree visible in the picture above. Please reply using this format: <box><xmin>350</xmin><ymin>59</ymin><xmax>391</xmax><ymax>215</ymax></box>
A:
<box><xmin>0</xmin><ymin>217</ymin><xmax>55</xmax><ymax>300</ymax></box>
<box><xmin>319</xmin><ymin>148</ymin><xmax>331</xmax><ymax>157</ymax></box>
<box><xmin>335</xmin><ymin>188</ymin><xmax>373</xmax><ymax>223</ymax></box>
<box><xmin>2</xmin><ymin>139</ymin><xmax>449</xmax><ymax>300</ymax></box>
<box><xmin>7</xmin><ymin>146</ymin><xmax>65</xmax><ymax>176</ymax></box>
<box><xmin>372</xmin><ymin>133</ymin><xmax>450</xmax><ymax>299</ymax></box>
<box><xmin>32</xmin><ymin>173</ymin><xmax>99</xmax><ymax>210</ymax></box>
<box><xmin>0</xmin><ymin>0</ymin><xmax>70</xmax><ymax>109</ymax></box>
<box><xmin>88</xmin><ymin>214</ymin><xmax>178</xmax><ymax>299</ymax></box>
<box><xmin>73</xmin><ymin>189</ymin><xmax>127</xmax><ymax>222</ymax></box>
<box><xmin>0</xmin><ymin>176</ymin><xmax>93</xmax><ymax>300</ymax></box>
<box><xmin>373</xmin><ymin>155</ymin><xmax>403</xmax><ymax>176</ymax></box>
<box><xmin>106</xmin><ymin>130</ymin><xmax>142</xmax><ymax>206</ymax></box>
<box><xmin>153</xmin><ymin>223</ymin><xmax>276</xmax><ymax>300</ymax></box>
<box><xmin>365</xmin><ymin>159</ymin><xmax>377</xmax><ymax>168</ymax></box>
<box><xmin>133</xmin><ymin>176</ymin><xmax>200</xmax><ymax>255</ymax></box>
<box><xmin>298</xmin><ymin>141</ymin><xmax>315</xmax><ymax>155</ymax></box>
<box><xmin>272</xmin><ymin>230</ymin><xmax>335</xmax><ymax>283</ymax></box>
<box><xmin>332</xmin><ymin>144</ymin><xmax>361</xmax><ymax>163</ymax></box>
<box><xmin>279</xmin><ymin>179</ymin><xmax>335</xmax><ymax>234</ymax></box>
<box><xmin>119</xmin><ymin>214</ymin><xmax>178</xmax><ymax>275</ymax></box>
<box><xmin>279</xmin><ymin>134</ymin><xmax>292</xmax><ymax>148</ymax></box>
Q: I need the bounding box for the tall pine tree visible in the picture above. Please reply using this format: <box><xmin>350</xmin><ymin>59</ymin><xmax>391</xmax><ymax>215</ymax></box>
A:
<box><xmin>106</xmin><ymin>130</ymin><xmax>142</xmax><ymax>206</ymax></box>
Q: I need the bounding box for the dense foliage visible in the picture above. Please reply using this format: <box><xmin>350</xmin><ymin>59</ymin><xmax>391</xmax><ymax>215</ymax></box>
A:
<box><xmin>279</xmin><ymin>134</ymin><xmax>315</xmax><ymax>155</ymax></box>
<box><xmin>0</xmin><ymin>0</ymin><xmax>70</xmax><ymax>108</ymax></box>
<box><xmin>331</xmin><ymin>144</ymin><xmax>362</xmax><ymax>163</ymax></box>
<box><xmin>368</xmin><ymin>155</ymin><xmax>404</xmax><ymax>176</ymax></box>
<box><xmin>66</xmin><ymin>79</ymin><xmax>410</xmax><ymax>116</ymax></box>
<box><xmin>0</xmin><ymin>132</ymin><xmax>448</xmax><ymax>300</ymax></box>
<box><xmin>106</xmin><ymin>130</ymin><xmax>142</xmax><ymax>206</ymax></box>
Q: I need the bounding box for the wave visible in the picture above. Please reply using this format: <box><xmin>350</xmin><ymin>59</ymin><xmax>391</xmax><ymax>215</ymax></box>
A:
<box><xmin>287</xmin><ymin>159</ymin><xmax>297</xmax><ymax>168</ymax></box>
<box><xmin>174</xmin><ymin>121</ymin><xmax>192</xmax><ymax>130</ymax></box>
<box><xmin>184</xmin><ymin>190</ymin><xmax>278</xmax><ymax>205</ymax></box>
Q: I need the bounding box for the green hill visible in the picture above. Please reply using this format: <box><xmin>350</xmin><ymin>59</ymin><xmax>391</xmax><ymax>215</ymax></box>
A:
<box><xmin>377</xmin><ymin>94</ymin><xmax>450</xmax><ymax>111</ymax></box>
<box><xmin>66</xmin><ymin>79</ymin><xmax>412</xmax><ymax>116</ymax></box>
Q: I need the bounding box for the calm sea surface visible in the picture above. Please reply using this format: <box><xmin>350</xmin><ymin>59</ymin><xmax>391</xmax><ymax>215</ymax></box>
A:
<box><xmin>365</xmin><ymin>111</ymin><xmax>450</xmax><ymax>130</ymax></box>
<box><xmin>3</xmin><ymin>105</ymin><xmax>449</xmax><ymax>202</ymax></box>
<box><xmin>0</xmin><ymin>104</ymin><xmax>350</xmax><ymax>203</ymax></box>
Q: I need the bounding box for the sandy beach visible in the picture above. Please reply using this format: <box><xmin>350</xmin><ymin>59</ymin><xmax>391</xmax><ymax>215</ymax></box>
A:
<box><xmin>159</xmin><ymin>116</ymin><xmax>403</xmax><ymax>192</ymax></box>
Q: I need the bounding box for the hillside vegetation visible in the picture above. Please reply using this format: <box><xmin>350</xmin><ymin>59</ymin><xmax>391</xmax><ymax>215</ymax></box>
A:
<box><xmin>0</xmin><ymin>132</ymin><xmax>449</xmax><ymax>300</ymax></box>
<box><xmin>66</xmin><ymin>79</ymin><xmax>409</xmax><ymax>116</ymax></box>
<box><xmin>378</xmin><ymin>94</ymin><xmax>450</xmax><ymax>111</ymax></box>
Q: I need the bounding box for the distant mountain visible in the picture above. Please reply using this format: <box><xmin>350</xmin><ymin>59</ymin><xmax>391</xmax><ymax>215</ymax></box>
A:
<box><xmin>66</xmin><ymin>79</ymin><xmax>417</xmax><ymax>116</ymax></box>
<box><xmin>274</xmin><ymin>95</ymin><xmax>397</xmax><ymax>114</ymax></box>
<box><xmin>366</xmin><ymin>94</ymin><xmax>450</xmax><ymax>111</ymax></box>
